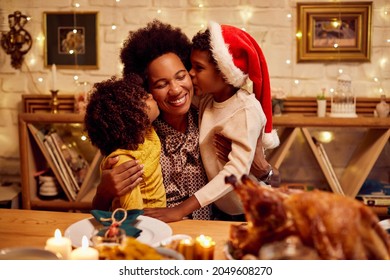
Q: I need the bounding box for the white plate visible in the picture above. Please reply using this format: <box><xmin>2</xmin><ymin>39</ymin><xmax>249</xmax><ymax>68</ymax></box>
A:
<box><xmin>64</xmin><ymin>215</ymin><xmax>172</xmax><ymax>247</ymax></box>
<box><xmin>0</xmin><ymin>247</ymin><xmax>59</xmax><ymax>260</ymax></box>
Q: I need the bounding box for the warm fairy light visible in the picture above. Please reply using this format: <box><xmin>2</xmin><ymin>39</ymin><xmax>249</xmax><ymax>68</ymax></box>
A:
<box><xmin>296</xmin><ymin>32</ymin><xmax>302</xmax><ymax>38</ymax></box>
<box><xmin>157</xmin><ymin>9</ymin><xmax>162</xmax><ymax>14</ymax></box>
<box><xmin>329</xmin><ymin>88</ymin><xmax>335</xmax><ymax>93</ymax></box>
<box><xmin>81</xmin><ymin>135</ymin><xmax>87</xmax><ymax>141</ymax></box>
<box><xmin>73</xmin><ymin>2</ymin><xmax>80</xmax><ymax>8</ymax></box>
<box><xmin>286</xmin><ymin>13</ymin><xmax>292</xmax><ymax>19</ymax></box>
<box><xmin>37</xmin><ymin>77</ymin><xmax>43</xmax><ymax>83</ymax></box>
<box><xmin>387</xmin><ymin>39</ymin><xmax>390</xmax><ymax>43</ymax></box>
<box><xmin>331</xmin><ymin>20</ymin><xmax>340</xmax><ymax>28</ymax></box>
<box><xmin>338</xmin><ymin>69</ymin><xmax>343</xmax><ymax>74</ymax></box>
<box><xmin>333</xmin><ymin>43</ymin><xmax>339</xmax><ymax>48</ymax></box>
<box><xmin>374</xmin><ymin>77</ymin><xmax>379</xmax><ymax>82</ymax></box>
<box><xmin>380</xmin><ymin>57</ymin><xmax>388</xmax><ymax>68</ymax></box>
<box><xmin>73</xmin><ymin>75</ymin><xmax>79</xmax><ymax>81</ymax></box>
<box><xmin>317</xmin><ymin>131</ymin><xmax>334</xmax><ymax>143</ymax></box>
<box><xmin>29</xmin><ymin>57</ymin><xmax>36</xmax><ymax>66</ymax></box>
<box><xmin>286</xmin><ymin>59</ymin><xmax>291</xmax><ymax>64</ymax></box>
<box><xmin>240</xmin><ymin>6</ymin><xmax>253</xmax><ymax>22</ymax></box>
<box><xmin>26</xmin><ymin>16</ymin><xmax>31</xmax><ymax>21</ymax></box>
<box><xmin>241</xmin><ymin>27</ymin><xmax>246</xmax><ymax>31</ymax></box>
<box><xmin>116</xmin><ymin>0</ymin><xmax>121</xmax><ymax>2</ymax></box>
<box><xmin>294</xmin><ymin>79</ymin><xmax>300</xmax><ymax>85</ymax></box>
<box><xmin>198</xmin><ymin>4</ymin><xmax>204</xmax><ymax>8</ymax></box>
<box><xmin>111</xmin><ymin>24</ymin><xmax>117</xmax><ymax>30</ymax></box>
<box><xmin>200</xmin><ymin>23</ymin><xmax>205</xmax><ymax>29</ymax></box>
<box><xmin>73</xmin><ymin>29</ymin><xmax>77</xmax><ymax>34</ymax></box>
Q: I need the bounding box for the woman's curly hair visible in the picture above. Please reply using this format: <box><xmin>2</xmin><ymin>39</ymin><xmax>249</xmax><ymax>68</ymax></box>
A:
<box><xmin>120</xmin><ymin>19</ymin><xmax>192</xmax><ymax>88</ymax></box>
<box><xmin>84</xmin><ymin>74</ymin><xmax>151</xmax><ymax>156</ymax></box>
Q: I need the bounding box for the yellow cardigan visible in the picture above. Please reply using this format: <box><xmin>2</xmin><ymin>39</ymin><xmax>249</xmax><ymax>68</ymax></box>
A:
<box><xmin>101</xmin><ymin>127</ymin><xmax>166</xmax><ymax>210</ymax></box>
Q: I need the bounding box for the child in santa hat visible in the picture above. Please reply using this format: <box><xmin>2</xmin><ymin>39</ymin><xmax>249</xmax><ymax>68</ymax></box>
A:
<box><xmin>189</xmin><ymin>21</ymin><xmax>280</xmax><ymax>220</ymax></box>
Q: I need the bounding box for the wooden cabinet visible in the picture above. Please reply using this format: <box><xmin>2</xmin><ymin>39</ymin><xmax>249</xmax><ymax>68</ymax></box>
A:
<box><xmin>18</xmin><ymin>113</ymin><xmax>102</xmax><ymax>211</ymax></box>
<box><xmin>268</xmin><ymin>115</ymin><xmax>390</xmax><ymax>198</ymax></box>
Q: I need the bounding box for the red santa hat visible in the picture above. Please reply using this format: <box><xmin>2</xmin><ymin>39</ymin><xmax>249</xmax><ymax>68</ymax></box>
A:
<box><xmin>208</xmin><ymin>21</ymin><xmax>279</xmax><ymax>149</ymax></box>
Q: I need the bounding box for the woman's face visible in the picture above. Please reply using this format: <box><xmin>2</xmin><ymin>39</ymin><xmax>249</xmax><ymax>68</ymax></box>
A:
<box><xmin>147</xmin><ymin>53</ymin><xmax>193</xmax><ymax>121</ymax></box>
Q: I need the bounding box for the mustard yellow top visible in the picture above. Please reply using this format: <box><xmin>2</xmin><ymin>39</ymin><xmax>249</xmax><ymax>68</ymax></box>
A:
<box><xmin>101</xmin><ymin>127</ymin><xmax>166</xmax><ymax>210</ymax></box>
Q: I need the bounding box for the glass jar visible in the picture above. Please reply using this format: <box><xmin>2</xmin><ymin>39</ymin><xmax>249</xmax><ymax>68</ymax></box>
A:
<box><xmin>74</xmin><ymin>81</ymin><xmax>91</xmax><ymax>114</ymax></box>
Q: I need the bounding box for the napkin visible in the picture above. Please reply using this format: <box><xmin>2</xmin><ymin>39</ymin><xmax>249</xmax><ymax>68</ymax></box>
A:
<box><xmin>91</xmin><ymin>209</ymin><xmax>144</xmax><ymax>237</ymax></box>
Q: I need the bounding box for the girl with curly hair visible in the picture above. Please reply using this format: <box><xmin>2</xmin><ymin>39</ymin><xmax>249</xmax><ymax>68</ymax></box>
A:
<box><xmin>84</xmin><ymin>74</ymin><xmax>166</xmax><ymax>210</ymax></box>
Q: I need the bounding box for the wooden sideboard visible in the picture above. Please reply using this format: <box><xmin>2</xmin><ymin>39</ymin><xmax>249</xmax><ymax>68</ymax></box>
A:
<box><xmin>268</xmin><ymin>114</ymin><xmax>390</xmax><ymax>198</ymax></box>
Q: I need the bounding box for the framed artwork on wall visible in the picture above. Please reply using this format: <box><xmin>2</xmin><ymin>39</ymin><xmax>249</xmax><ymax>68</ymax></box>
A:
<box><xmin>296</xmin><ymin>2</ymin><xmax>372</xmax><ymax>62</ymax></box>
<box><xmin>44</xmin><ymin>11</ymin><xmax>99</xmax><ymax>69</ymax></box>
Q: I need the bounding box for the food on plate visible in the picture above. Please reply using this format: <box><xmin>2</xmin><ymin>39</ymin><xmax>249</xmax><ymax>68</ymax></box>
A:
<box><xmin>225</xmin><ymin>174</ymin><xmax>390</xmax><ymax>260</ymax></box>
<box><xmin>96</xmin><ymin>237</ymin><xmax>163</xmax><ymax>260</ymax></box>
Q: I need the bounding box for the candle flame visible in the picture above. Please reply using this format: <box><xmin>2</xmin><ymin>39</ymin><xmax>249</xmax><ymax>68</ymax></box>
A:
<box><xmin>81</xmin><ymin>235</ymin><xmax>89</xmax><ymax>248</ymax></box>
<box><xmin>54</xmin><ymin>229</ymin><xmax>62</xmax><ymax>239</ymax></box>
<box><xmin>183</xmin><ymin>238</ymin><xmax>192</xmax><ymax>245</ymax></box>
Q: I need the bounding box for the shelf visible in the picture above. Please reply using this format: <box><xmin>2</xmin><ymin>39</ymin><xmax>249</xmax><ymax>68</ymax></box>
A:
<box><xmin>18</xmin><ymin>113</ymin><xmax>102</xmax><ymax>211</ymax></box>
<box><xmin>268</xmin><ymin>114</ymin><xmax>390</xmax><ymax>198</ymax></box>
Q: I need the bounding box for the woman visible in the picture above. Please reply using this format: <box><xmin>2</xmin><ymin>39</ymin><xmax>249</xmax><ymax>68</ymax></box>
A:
<box><xmin>92</xmin><ymin>20</ymin><xmax>278</xmax><ymax>222</ymax></box>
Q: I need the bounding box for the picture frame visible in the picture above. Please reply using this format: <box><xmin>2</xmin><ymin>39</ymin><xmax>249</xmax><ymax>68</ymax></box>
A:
<box><xmin>296</xmin><ymin>2</ymin><xmax>372</xmax><ymax>62</ymax></box>
<box><xmin>44</xmin><ymin>11</ymin><xmax>99</xmax><ymax>69</ymax></box>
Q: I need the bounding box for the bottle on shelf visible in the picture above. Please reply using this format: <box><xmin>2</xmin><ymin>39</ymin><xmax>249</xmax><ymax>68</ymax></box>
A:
<box><xmin>375</xmin><ymin>94</ymin><xmax>389</xmax><ymax>118</ymax></box>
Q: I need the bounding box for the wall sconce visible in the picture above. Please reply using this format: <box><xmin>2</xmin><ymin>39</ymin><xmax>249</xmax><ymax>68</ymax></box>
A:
<box><xmin>0</xmin><ymin>11</ymin><xmax>33</xmax><ymax>69</ymax></box>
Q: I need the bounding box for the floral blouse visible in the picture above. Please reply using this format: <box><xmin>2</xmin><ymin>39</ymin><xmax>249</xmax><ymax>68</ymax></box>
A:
<box><xmin>153</xmin><ymin>107</ymin><xmax>212</xmax><ymax>220</ymax></box>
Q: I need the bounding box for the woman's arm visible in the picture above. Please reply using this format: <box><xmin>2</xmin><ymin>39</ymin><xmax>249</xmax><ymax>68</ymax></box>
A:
<box><xmin>143</xmin><ymin>196</ymin><xmax>201</xmax><ymax>223</ymax></box>
<box><xmin>214</xmin><ymin>133</ymin><xmax>280</xmax><ymax>186</ymax></box>
<box><xmin>92</xmin><ymin>156</ymin><xmax>144</xmax><ymax>210</ymax></box>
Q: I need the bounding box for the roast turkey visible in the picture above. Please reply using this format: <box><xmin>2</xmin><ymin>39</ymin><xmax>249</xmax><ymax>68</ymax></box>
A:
<box><xmin>225</xmin><ymin>174</ymin><xmax>390</xmax><ymax>260</ymax></box>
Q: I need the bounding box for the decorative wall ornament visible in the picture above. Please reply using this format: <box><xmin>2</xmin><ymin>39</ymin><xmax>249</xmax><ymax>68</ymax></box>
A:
<box><xmin>0</xmin><ymin>11</ymin><xmax>33</xmax><ymax>69</ymax></box>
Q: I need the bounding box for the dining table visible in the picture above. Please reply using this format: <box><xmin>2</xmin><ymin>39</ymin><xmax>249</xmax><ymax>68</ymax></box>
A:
<box><xmin>0</xmin><ymin>208</ymin><xmax>240</xmax><ymax>260</ymax></box>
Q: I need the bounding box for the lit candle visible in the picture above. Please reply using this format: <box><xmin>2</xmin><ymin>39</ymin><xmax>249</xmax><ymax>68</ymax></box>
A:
<box><xmin>45</xmin><ymin>229</ymin><xmax>72</xmax><ymax>260</ymax></box>
<box><xmin>70</xmin><ymin>235</ymin><xmax>99</xmax><ymax>260</ymax></box>
<box><xmin>51</xmin><ymin>64</ymin><xmax>57</xmax><ymax>91</ymax></box>
<box><xmin>194</xmin><ymin>235</ymin><xmax>215</xmax><ymax>260</ymax></box>
<box><xmin>177</xmin><ymin>238</ymin><xmax>195</xmax><ymax>260</ymax></box>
